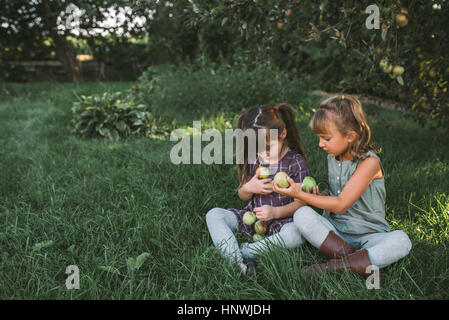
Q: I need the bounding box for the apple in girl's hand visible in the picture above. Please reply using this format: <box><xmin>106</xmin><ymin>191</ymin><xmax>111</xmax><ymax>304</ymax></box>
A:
<box><xmin>301</xmin><ymin>176</ymin><xmax>317</xmax><ymax>193</ymax></box>
<box><xmin>274</xmin><ymin>172</ymin><xmax>290</xmax><ymax>188</ymax></box>
<box><xmin>243</xmin><ymin>211</ymin><xmax>257</xmax><ymax>226</ymax></box>
<box><xmin>253</xmin><ymin>233</ymin><xmax>265</xmax><ymax>242</ymax></box>
<box><xmin>256</xmin><ymin>166</ymin><xmax>270</xmax><ymax>179</ymax></box>
<box><xmin>254</xmin><ymin>220</ymin><xmax>268</xmax><ymax>235</ymax></box>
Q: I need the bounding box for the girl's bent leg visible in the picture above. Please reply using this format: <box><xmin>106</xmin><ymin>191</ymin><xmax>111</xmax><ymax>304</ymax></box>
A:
<box><xmin>359</xmin><ymin>230</ymin><xmax>412</xmax><ymax>269</ymax></box>
<box><xmin>206</xmin><ymin>208</ymin><xmax>242</xmax><ymax>264</ymax></box>
<box><xmin>293</xmin><ymin>206</ymin><xmax>340</xmax><ymax>249</ymax></box>
<box><xmin>240</xmin><ymin>222</ymin><xmax>305</xmax><ymax>260</ymax></box>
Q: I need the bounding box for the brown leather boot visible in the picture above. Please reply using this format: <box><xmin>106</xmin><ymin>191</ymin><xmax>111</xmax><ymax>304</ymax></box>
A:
<box><xmin>317</xmin><ymin>231</ymin><xmax>355</xmax><ymax>259</ymax></box>
<box><xmin>304</xmin><ymin>249</ymin><xmax>373</xmax><ymax>278</ymax></box>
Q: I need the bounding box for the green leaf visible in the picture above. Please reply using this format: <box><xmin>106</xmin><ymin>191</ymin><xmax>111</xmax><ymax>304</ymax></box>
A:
<box><xmin>98</xmin><ymin>266</ymin><xmax>121</xmax><ymax>275</ymax></box>
<box><xmin>396</xmin><ymin>75</ymin><xmax>404</xmax><ymax>86</ymax></box>
<box><xmin>127</xmin><ymin>257</ymin><xmax>136</xmax><ymax>271</ymax></box>
<box><xmin>115</xmin><ymin>120</ymin><xmax>127</xmax><ymax>132</ymax></box>
<box><xmin>381</xmin><ymin>27</ymin><xmax>388</xmax><ymax>41</ymax></box>
<box><xmin>221</xmin><ymin>17</ymin><xmax>228</xmax><ymax>27</ymax></box>
<box><xmin>135</xmin><ymin>252</ymin><xmax>150</xmax><ymax>270</ymax></box>
<box><xmin>67</xmin><ymin>244</ymin><xmax>76</xmax><ymax>254</ymax></box>
<box><xmin>110</xmin><ymin>129</ymin><xmax>120</xmax><ymax>140</ymax></box>
<box><xmin>32</xmin><ymin>240</ymin><xmax>54</xmax><ymax>251</ymax></box>
<box><xmin>98</xmin><ymin>127</ymin><xmax>110</xmax><ymax>137</ymax></box>
<box><xmin>136</xmin><ymin>111</ymin><xmax>146</xmax><ymax>119</ymax></box>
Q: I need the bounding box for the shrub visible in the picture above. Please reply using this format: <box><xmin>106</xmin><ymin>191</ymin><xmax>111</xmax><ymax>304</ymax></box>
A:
<box><xmin>71</xmin><ymin>91</ymin><xmax>171</xmax><ymax>140</ymax></box>
<box><xmin>130</xmin><ymin>56</ymin><xmax>312</xmax><ymax>124</ymax></box>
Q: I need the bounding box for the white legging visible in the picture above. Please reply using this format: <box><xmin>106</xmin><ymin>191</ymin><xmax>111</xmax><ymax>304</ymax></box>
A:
<box><xmin>206</xmin><ymin>207</ymin><xmax>305</xmax><ymax>263</ymax></box>
<box><xmin>293</xmin><ymin>206</ymin><xmax>412</xmax><ymax>268</ymax></box>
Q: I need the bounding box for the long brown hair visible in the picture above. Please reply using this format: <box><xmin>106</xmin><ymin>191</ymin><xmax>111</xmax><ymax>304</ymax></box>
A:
<box><xmin>237</xmin><ymin>104</ymin><xmax>307</xmax><ymax>188</ymax></box>
<box><xmin>309</xmin><ymin>95</ymin><xmax>380</xmax><ymax>162</ymax></box>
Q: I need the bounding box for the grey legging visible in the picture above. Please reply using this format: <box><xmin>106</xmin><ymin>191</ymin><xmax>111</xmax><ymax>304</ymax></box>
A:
<box><xmin>293</xmin><ymin>206</ymin><xmax>412</xmax><ymax>268</ymax></box>
<box><xmin>206</xmin><ymin>207</ymin><xmax>305</xmax><ymax>263</ymax></box>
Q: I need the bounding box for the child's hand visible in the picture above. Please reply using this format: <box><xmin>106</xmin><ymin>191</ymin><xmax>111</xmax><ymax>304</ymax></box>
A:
<box><xmin>271</xmin><ymin>176</ymin><xmax>302</xmax><ymax>199</ymax></box>
<box><xmin>309</xmin><ymin>183</ymin><xmax>329</xmax><ymax>196</ymax></box>
<box><xmin>317</xmin><ymin>187</ymin><xmax>329</xmax><ymax>196</ymax></box>
<box><xmin>254</xmin><ymin>205</ymin><xmax>277</xmax><ymax>221</ymax></box>
<box><xmin>245</xmin><ymin>174</ymin><xmax>273</xmax><ymax>195</ymax></box>
<box><xmin>307</xmin><ymin>185</ymin><xmax>320</xmax><ymax>194</ymax></box>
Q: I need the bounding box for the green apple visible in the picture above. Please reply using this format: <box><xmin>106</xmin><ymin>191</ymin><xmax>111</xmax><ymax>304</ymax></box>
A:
<box><xmin>301</xmin><ymin>176</ymin><xmax>317</xmax><ymax>193</ymax></box>
<box><xmin>257</xmin><ymin>166</ymin><xmax>270</xmax><ymax>179</ymax></box>
<box><xmin>395</xmin><ymin>14</ymin><xmax>408</xmax><ymax>28</ymax></box>
<box><xmin>393</xmin><ymin>65</ymin><xmax>405</xmax><ymax>76</ymax></box>
<box><xmin>253</xmin><ymin>233</ymin><xmax>265</xmax><ymax>242</ymax></box>
<box><xmin>243</xmin><ymin>211</ymin><xmax>257</xmax><ymax>226</ymax></box>
<box><xmin>383</xmin><ymin>64</ymin><xmax>393</xmax><ymax>73</ymax></box>
<box><xmin>254</xmin><ymin>220</ymin><xmax>268</xmax><ymax>235</ymax></box>
<box><xmin>274</xmin><ymin>172</ymin><xmax>290</xmax><ymax>188</ymax></box>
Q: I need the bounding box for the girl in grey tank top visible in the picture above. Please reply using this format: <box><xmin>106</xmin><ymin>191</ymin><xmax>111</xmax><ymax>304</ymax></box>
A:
<box><xmin>273</xmin><ymin>95</ymin><xmax>412</xmax><ymax>278</ymax></box>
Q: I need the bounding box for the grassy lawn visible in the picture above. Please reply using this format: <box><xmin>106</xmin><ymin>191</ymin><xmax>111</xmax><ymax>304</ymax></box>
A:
<box><xmin>0</xmin><ymin>81</ymin><xmax>448</xmax><ymax>299</ymax></box>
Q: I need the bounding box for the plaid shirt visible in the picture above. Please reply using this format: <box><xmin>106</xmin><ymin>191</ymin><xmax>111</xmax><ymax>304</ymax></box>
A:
<box><xmin>228</xmin><ymin>150</ymin><xmax>310</xmax><ymax>241</ymax></box>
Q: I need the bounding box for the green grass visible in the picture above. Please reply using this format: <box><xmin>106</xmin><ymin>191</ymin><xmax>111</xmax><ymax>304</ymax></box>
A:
<box><xmin>0</xmin><ymin>81</ymin><xmax>448</xmax><ymax>299</ymax></box>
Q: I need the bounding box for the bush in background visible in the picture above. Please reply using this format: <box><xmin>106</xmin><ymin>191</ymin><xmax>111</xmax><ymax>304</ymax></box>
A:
<box><xmin>71</xmin><ymin>91</ymin><xmax>171</xmax><ymax>140</ymax></box>
<box><xmin>130</xmin><ymin>55</ymin><xmax>315</xmax><ymax>124</ymax></box>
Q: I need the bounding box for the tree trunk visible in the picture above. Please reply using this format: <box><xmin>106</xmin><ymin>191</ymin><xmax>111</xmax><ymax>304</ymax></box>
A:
<box><xmin>39</xmin><ymin>0</ymin><xmax>82</xmax><ymax>82</ymax></box>
<box><xmin>53</xmin><ymin>35</ymin><xmax>82</xmax><ymax>82</ymax></box>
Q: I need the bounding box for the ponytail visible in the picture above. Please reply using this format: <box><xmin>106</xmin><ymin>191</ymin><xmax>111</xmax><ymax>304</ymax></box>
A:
<box><xmin>236</xmin><ymin>111</ymin><xmax>251</xmax><ymax>188</ymax></box>
<box><xmin>274</xmin><ymin>104</ymin><xmax>307</xmax><ymax>160</ymax></box>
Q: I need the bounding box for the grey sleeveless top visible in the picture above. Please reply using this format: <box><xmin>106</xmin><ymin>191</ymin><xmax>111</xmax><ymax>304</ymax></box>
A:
<box><xmin>323</xmin><ymin>150</ymin><xmax>391</xmax><ymax>234</ymax></box>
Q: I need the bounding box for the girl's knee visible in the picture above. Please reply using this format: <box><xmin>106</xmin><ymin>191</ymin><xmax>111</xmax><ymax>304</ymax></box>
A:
<box><xmin>293</xmin><ymin>206</ymin><xmax>315</xmax><ymax>228</ymax></box>
<box><xmin>279</xmin><ymin>223</ymin><xmax>302</xmax><ymax>247</ymax></box>
<box><xmin>206</xmin><ymin>207</ymin><xmax>223</xmax><ymax>224</ymax></box>
<box><xmin>206</xmin><ymin>207</ymin><xmax>237</xmax><ymax>230</ymax></box>
<box><xmin>293</xmin><ymin>206</ymin><xmax>310</xmax><ymax>221</ymax></box>
<box><xmin>367</xmin><ymin>230</ymin><xmax>412</xmax><ymax>268</ymax></box>
<box><xmin>392</xmin><ymin>230</ymin><xmax>412</xmax><ymax>254</ymax></box>
<box><xmin>281</xmin><ymin>222</ymin><xmax>298</xmax><ymax>234</ymax></box>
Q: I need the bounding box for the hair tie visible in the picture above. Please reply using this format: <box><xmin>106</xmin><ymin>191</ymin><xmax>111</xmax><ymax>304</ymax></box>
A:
<box><xmin>341</xmin><ymin>95</ymin><xmax>345</xmax><ymax>100</ymax></box>
<box><xmin>273</xmin><ymin>106</ymin><xmax>279</xmax><ymax>110</ymax></box>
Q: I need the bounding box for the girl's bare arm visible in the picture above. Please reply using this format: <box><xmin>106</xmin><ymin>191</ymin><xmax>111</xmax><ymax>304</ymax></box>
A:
<box><xmin>272</xmin><ymin>157</ymin><xmax>382</xmax><ymax>214</ymax></box>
